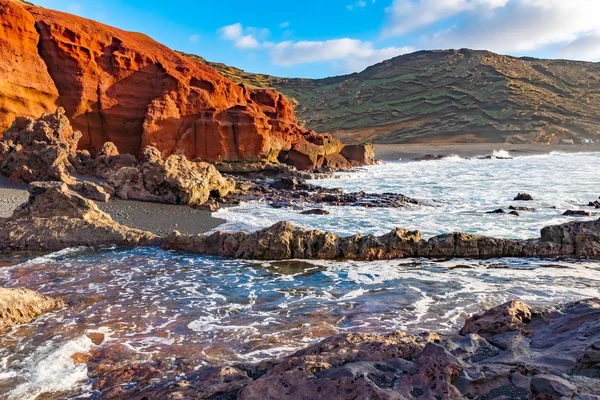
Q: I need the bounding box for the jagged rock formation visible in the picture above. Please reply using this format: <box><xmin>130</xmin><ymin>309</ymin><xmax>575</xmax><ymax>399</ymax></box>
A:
<box><xmin>0</xmin><ymin>108</ymin><xmax>80</xmax><ymax>184</ymax></box>
<box><xmin>0</xmin><ymin>0</ymin><xmax>368</xmax><ymax>170</ymax></box>
<box><xmin>162</xmin><ymin>219</ymin><xmax>600</xmax><ymax>260</ymax></box>
<box><xmin>0</xmin><ymin>287</ymin><xmax>66</xmax><ymax>330</ymax></box>
<box><xmin>91</xmin><ymin>298</ymin><xmax>600</xmax><ymax>399</ymax></box>
<box><xmin>200</xmin><ymin>49</ymin><xmax>600</xmax><ymax>145</ymax></box>
<box><xmin>0</xmin><ymin>181</ymin><xmax>159</xmax><ymax>251</ymax></box>
<box><xmin>106</xmin><ymin>146</ymin><xmax>235</xmax><ymax>207</ymax></box>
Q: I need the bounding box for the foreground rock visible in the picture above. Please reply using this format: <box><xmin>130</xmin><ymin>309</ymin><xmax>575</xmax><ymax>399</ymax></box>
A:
<box><xmin>0</xmin><ymin>181</ymin><xmax>158</xmax><ymax>251</ymax></box>
<box><xmin>91</xmin><ymin>298</ymin><xmax>600</xmax><ymax>399</ymax></box>
<box><xmin>163</xmin><ymin>218</ymin><xmax>600</xmax><ymax>260</ymax></box>
<box><xmin>0</xmin><ymin>287</ymin><xmax>66</xmax><ymax>330</ymax></box>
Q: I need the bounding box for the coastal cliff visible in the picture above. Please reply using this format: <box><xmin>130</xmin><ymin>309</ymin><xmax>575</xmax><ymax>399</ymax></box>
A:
<box><xmin>0</xmin><ymin>0</ymin><xmax>366</xmax><ymax>170</ymax></box>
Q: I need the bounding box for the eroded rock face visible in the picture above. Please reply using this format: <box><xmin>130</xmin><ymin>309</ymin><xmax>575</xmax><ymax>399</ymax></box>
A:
<box><xmin>0</xmin><ymin>0</ymin><xmax>367</xmax><ymax>170</ymax></box>
<box><xmin>90</xmin><ymin>299</ymin><xmax>600</xmax><ymax>399</ymax></box>
<box><xmin>0</xmin><ymin>108</ymin><xmax>81</xmax><ymax>184</ymax></box>
<box><xmin>0</xmin><ymin>181</ymin><xmax>158</xmax><ymax>251</ymax></box>
<box><xmin>0</xmin><ymin>0</ymin><xmax>58</xmax><ymax>133</ymax></box>
<box><xmin>0</xmin><ymin>287</ymin><xmax>66</xmax><ymax>330</ymax></box>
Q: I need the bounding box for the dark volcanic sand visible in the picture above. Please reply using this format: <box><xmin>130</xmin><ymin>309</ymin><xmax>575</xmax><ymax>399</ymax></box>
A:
<box><xmin>97</xmin><ymin>199</ymin><xmax>225</xmax><ymax>236</ymax></box>
<box><xmin>0</xmin><ymin>177</ymin><xmax>223</xmax><ymax>235</ymax></box>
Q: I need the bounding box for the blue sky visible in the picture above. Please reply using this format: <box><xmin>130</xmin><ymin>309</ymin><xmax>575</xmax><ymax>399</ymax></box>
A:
<box><xmin>33</xmin><ymin>0</ymin><xmax>600</xmax><ymax>78</ymax></box>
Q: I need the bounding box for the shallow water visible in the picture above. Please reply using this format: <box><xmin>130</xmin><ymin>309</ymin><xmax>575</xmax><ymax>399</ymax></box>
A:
<box><xmin>1</xmin><ymin>248</ymin><xmax>599</xmax><ymax>398</ymax></box>
<box><xmin>215</xmin><ymin>152</ymin><xmax>600</xmax><ymax>238</ymax></box>
<box><xmin>1</xmin><ymin>151</ymin><xmax>600</xmax><ymax>398</ymax></box>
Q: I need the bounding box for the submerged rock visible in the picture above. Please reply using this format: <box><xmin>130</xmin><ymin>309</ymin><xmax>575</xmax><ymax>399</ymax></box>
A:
<box><xmin>0</xmin><ymin>287</ymin><xmax>66</xmax><ymax>330</ymax></box>
<box><xmin>91</xmin><ymin>298</ymin><xmax>600</xmax><ymax>399</ymax></box>
<box><xmin>514</xmin><ymin>193</ymin><xmax>534</xmax><ymax>201</ymax></box>
<box><xmin>563</xmin><ymin>210</ymin><xmax>595</xmax><ymax>217</ymax></box>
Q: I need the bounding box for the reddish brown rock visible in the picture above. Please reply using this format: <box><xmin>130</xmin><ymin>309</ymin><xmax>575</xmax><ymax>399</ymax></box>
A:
<box><xmin>0</xmin><ymin>0</ymin><xmax>360</xmax><ymax>170</ymax></box>
<box><xmin>0</xmin><ymin>287</ymin><xmax>66</xmax><ymax>330</ymax></box>
<box><xmin>460</xmin><ymin>300</ymin><xmax>532</xmax><ymax>338</ymax></box>
<box><xmin>341</xmin><ymin>144</ymin><xmax>375</xmax><ymax>165</ymax></box>
<box><xmin>0</xmin><ymin>0</ymin><xmax>58</xmax><ymax>133</ymax></box>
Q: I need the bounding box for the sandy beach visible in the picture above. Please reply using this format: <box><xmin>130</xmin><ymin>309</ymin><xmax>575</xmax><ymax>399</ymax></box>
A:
<box><xmin>374</xmin><ymin>143</ymin><xmax>600</xmax><ymax>160</ymax></box>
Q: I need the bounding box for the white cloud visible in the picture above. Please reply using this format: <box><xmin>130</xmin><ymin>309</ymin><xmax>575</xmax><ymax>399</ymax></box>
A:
<box><xmin>559</xmin><ymin>33</ymin><xmax>600</xmax><ymax>62</ymax></box>
<box><xmin>279</xmin><ymin>21</ymin><xmax>290</xmax><ymax>28</ymax></box>
<box><xmin>189</xmin><ymin>34</ymin><xmax>200</xmax><ymax>43</ymax></box>
<box><xmin>218</xmin><ymin>23</ymin><xmax>269</xmax><ymax>49</ymax></box>
<box><xmin>219</xmin><ymin>23</ymin><xmax>412</xmax><ymax>73</ymax></box>
<box><xmin>383</xmin><ymin>0</ymin><xmax>600</xmax><ymax>60</ymax></box>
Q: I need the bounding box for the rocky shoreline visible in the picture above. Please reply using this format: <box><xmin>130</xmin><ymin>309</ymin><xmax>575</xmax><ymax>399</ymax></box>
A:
<box><xmin>86</xmin><ymin>298</ymin><xmax>600</xmax><ymax>399</ymax></box>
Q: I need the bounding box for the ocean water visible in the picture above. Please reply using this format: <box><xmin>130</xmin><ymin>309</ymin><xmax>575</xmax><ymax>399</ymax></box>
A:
<box><xmin>0</xmin><ymin>151</ymin><xmax>599</xmax><ymax>398</ymax></box>
<box><xmin>215</xmin><ymin>151</ymin><xmax>600</xmax><ymax>239</ymax></box>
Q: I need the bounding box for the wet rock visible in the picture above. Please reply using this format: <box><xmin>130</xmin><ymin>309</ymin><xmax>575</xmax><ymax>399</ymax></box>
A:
<box><xmin>514</xmin><ymin>193</ymin><xmax>534</xmax><ymax>201</ymax></box>
<box><xmin>301</xmin><ymin>209</ymin><xmax>330</xmax><ymax>215</ymax></box>
<box><xmin>589</xmin><ymin>200</ymin><xmax>600</xmax><ymax>208</ymax></box>
<box><xmin>460</xmin><ymin>300</ymin><xmax>532</xmax><ymax>338</ymax></box>
<box><xmin>0</xmin><ymin>181</ymin><xmax>158</xmax><ymax>251</ymax></box>
<box><xmin>0</xmin><ymin>287</ymin><xmax>66</xmax><ymax>330</ymax></box>
<box><xmin>414</xmin><ymin>154</ymin><xmax>447</xmax><ymax>161</ymax></box>
<box><xmin>509</xmin><ymin>210</ymin><xmax>520</xmax><ymax>216</ymax></box>
<box><xmin>487</xmin><ymin>209</ymin><xmax>506</xmax><ymax>214</ymax></box>
<box><xmin>564</xmin><ymin>210</ymin><xmax>595</xmax><ymax>217</ymax></box>
<box><xmin>509</xmin><ymin>205</ymin><xmax>535</xmax><ymax>212</ymax></box>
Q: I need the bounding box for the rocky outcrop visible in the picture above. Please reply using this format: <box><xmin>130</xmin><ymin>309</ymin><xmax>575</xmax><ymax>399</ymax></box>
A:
<box><xmin>91</xmin><ymin>298</ymin><xmax>600</xmax><ymax>399</ymax></box>
<box><xmin>0</xmin><ymin>0</ymin><xmax>368</xmax><ymax>171</ymax></box>
<box><xmin>162</xmin><ymin>218</ymin><xmax>600</xmax><ymax>260</ymax></box>
<box><xmin>0</xmin><ymin>108</ymin><xmax>80</xmax><ymax>184</ymax></box>
<box><xmin>107</xmin><ymin>146</ymin><xmax>235</xmax><ymax>208</ymax></box>
<box><xmin>0</xmin><ymin>181</ymin><xmax>158</xmax><ymax>251</ymax></box>
<box><xmin>0</xmin><ymin>287</ymin><xmax>66</xmax><ymax>330</ymax></box>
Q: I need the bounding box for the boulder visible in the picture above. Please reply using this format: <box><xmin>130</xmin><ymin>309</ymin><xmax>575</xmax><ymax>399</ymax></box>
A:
<box><xmin>0</xmin><ymin>287</ymin><xmax>66</xmax><ymax>330</ymax></box>
<box><xmin>460</xmin><ymin>300</ymin><xmax>532</xmax><ymax>338</ymax></box>
<box><xmin>563</xmin><ymin>210</ymin><xmax>594</xmax><ymax>217</ymax></box>
<box><xmin>341</xmin><ymin>144</ymin><xmax>375</xmax><ymax>165</ymax></box>
<box><xmin>69</xmin><ymin>180</ymin><xmax>111</xmax><ymax>202</ymax></box>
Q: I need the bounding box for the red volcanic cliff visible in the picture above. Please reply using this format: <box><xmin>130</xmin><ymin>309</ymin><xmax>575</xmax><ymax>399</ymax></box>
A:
<box><xmin>0</xmin><ymin>0</ymin><xmax>364</xmax><ymax>169</ymax></box>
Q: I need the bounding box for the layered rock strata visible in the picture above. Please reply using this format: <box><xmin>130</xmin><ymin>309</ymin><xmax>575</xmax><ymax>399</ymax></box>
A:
<box><xmin>91</xmin><ymin>298</ymin><xmax>600</xmax><ymax>399</ymax></box>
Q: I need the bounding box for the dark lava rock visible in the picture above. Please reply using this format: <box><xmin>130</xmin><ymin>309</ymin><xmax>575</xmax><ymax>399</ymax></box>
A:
<box><xmin>508</xmin><ymin>211</ymin><xmax>520</xmax><ymax>216</ymax></box>
<box><xmin>589</xmin><ymin>200</ymin><xmax>600</xmax><ymax>208</ymax></box>
<box><xmin>509</xmin><ymin>205</ymin><xmax>535</xmax><ymax>212</ymax></box>
<box><xmin>414</xmin><ymin>154</ymin><xmax>447</xmax><ymax>161</ymax></box>
<box><xmin>487</xmin><ymin>209</ymin><xmax>506</xmax><ymax>214</ymax></box>
<box><xmin>270</xmin><ymin>177</ymin><xmax>311</xmax><ymax>191</ymax></box>
<box><xmin>301</xmin><ymin>209</ymin><xmax>330</xmax><ymax>215</ymax></box>
<box><xmin>563</xmin><ymin>210</ymin><xmax>594</xmax><ymax>217</ymax></box>
<box><xmin>514</xmin><ymin>193</ymin><xmax>534</xmax><ymax>201</ymax></box>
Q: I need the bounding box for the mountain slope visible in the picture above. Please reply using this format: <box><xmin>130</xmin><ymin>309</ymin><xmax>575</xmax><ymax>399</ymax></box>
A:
<box><xmin>197</xmin><ymin>49</ymin><xmax>600</xmax><ymax>144</ymax></box>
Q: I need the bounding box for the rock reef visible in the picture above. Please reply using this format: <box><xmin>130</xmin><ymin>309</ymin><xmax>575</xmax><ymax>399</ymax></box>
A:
<box><xmin>91</xmin><ymin>298</ymin><xmax>600</xmax><ymax>399</ymax></box>
<box><xmin>163</xmin><ymin>218</ymin><xmax>600</xmax><ymax>260</ymax></box>
<box><xmin>0</xmin><ymin>287</ymin><xmax>66</xmax><ymax>330</ymax></box>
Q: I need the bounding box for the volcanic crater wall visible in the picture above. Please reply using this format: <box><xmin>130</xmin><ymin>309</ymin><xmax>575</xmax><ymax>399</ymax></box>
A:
<box><xmin>0</xmin><ymin>0</ymin><xmax>357</xmax><ymax>169</ymax></box>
